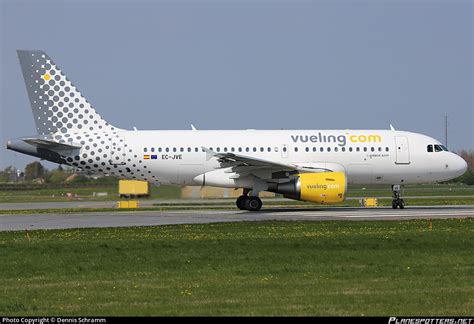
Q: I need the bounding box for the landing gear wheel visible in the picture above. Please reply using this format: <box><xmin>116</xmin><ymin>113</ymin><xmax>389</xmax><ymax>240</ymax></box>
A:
<box><xmin>391</xmin><ymin>198</ymin><xmax>405</xmax><ymax>209</ymax></box>
<box><xmin>236</xmin><ymin>195</ymin><xmax>248</xmax><ymax>210</ymax></box>
<box><xmin>399</xmin><ymin>199</ymin><xmax>405</xmax><ymax>209</ymax></box>
<box><xmin>245</xmin><ymin>196</ymin><xmax>263</xmax><ymax>212</ymax></box>
<box><xmin>391</xmin><ymin>185</ymin><xmax>406</xmax><ymax>210</ymax></box>
<box><xmin>392</xmin><ymin>200</ymin><xmax>398</xmax><ymax>209</ymax></box>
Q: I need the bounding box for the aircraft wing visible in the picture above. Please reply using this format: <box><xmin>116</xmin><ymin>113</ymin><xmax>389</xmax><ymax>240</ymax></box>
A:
<box><xmin>202</xmin><ymin>147</ymin><xmax>333</xmax><ymax>179</ymax></box>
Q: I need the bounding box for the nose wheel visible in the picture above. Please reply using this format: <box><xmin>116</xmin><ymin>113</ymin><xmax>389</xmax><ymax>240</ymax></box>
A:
<box><xmin>236</xmin><ymin>195</ymin><xmax>262</xmax><ymax>211</ymax></box>
<box><xmin>391</xmin><ymin>185</ymin><xmax>405</xmax><ymax>209</ymax></box>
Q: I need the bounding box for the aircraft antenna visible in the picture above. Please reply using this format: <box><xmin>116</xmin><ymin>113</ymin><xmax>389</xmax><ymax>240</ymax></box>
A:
<box><xmin>444</xmin><ymin>115</ymin><xmax>448</xmax><ymax>148</ymax></box>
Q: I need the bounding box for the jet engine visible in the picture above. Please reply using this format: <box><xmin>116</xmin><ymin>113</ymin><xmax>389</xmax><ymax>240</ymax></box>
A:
<box><xmin>268</xmin><ymin>172</ymin><xmax>347</xmax><ymax>204</ymax></box>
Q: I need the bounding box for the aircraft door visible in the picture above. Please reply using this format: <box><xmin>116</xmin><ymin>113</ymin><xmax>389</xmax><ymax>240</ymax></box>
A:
<box><xmin>395</xmin><ymin>136</ymin><xmax>410</xmax><ymax>164</ymax></box>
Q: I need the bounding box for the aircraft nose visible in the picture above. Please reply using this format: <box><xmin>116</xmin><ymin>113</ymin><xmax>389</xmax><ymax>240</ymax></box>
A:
<box><xmin>452</xmin><ymin>154</ymin><xmax>468</xmax><ymax>176</ymax></box>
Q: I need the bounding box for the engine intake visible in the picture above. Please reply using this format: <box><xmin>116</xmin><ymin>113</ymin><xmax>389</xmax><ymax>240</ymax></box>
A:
<box><xmin>268</xmin><ymin>172</ymin><xmax>347</xmax><ymax>204</ymax></box>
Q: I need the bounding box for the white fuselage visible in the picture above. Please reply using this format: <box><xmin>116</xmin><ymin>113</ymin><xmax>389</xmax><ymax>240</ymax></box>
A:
<box><xmin>116</xmin><ymin>129</ymin><xmax>466</xmax><ymax>187</ymax></box>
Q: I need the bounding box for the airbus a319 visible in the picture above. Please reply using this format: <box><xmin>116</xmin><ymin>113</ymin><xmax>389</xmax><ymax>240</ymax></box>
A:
<box><xmin>7</xmin><ymin>50</ymin><xmax>468</xmax><ymax>211</ymax></box>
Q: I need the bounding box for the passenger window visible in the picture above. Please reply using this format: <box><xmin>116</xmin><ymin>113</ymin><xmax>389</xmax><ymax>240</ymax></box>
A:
<box><xmin>216</xmin><ymin>147</ymin><xmax>221</xmax><ymax>152</ymax></box>
<box><xmin>231</xmin><ymin>147</ymin><xmax>235</xmax><ymax>152</ymax></box>
<box><xmin>144</xmin><ymin>147</ymin><xmax>147</xmax><ymax>153</ymax></box>
<box><xmin>253</xmin><ymin>147</ymin><xmax>257</xmax><ymax>152</ymax></box>
<box><xmin>371</xmin><ymin>147</ymin><xmax>375</xmax><ymax>152</ymax></box>
<box><xmin>313</xmin><ymin>147</ymin><xmax>317</xmax><ymax>152</ymax></box>
<box><xmin>334</xmin><ymin>147</ymin><xmax>338</xmax><ymax>152</ymax></box>
<box><xmin>327</xmin><ymin>147</ymin><xmax>331</xmax><ymax>152</ymax></box>
<box><xmin>378</xmin><ymin>147</ymin><xmax>382</xmax><ymax>152</ymax></box>
<box><xmin>151</xmin><ymin>148</ymin><xmax>155</xmax><ymax>152</ymax></box>
<box><xmin>320</xmin><ymin>147</ymin><xmax>324</xmax><ymax>152</ymax></box>
<box><xmin>385</xmin><ymin>147</ymin><xmax>389</xmax><ymax>152</ymax></box>
<box><xmin>165</xmin><ymin>148</ymin><xmax>169</xmax><ymax>153</ymax></box>
<box><xmin>434</xmin><ymin>144</ymin><xmax>443</xmax><ymax>152</ymax></box>
<box><xmin>342</xmin><ymin>147</ymin><xmax>345</xmax><ymax>152</ymax></box>
<box><xmin>260</xmin><ymin>147</ymin><xmax>264</xmax><ymax>152</ymax></box>
<box><xmin>180</xmin><ymin>147</ymin><xmax>184</xmax><ymax>152</ymax></box>
<box><xmin>356</xmin><ymin>147</ymin><xmax>360</xmax><ymax>152</ymax></box>
<box><xmin>363</xmin><ymin>147</ymin><xmax>367</xmax><ymax>152</ymax></box>
<box><xmin>195</xmin><ymin>147</ymin><xmax>199</xmax><ymax>152</ymax></box>
<box><xmin>294</xmin><ymin>147</ymin><xmax>299</xmax><ymax>152</ymax></box>
<box><xmin>305</xmin><ymin>147</ymin><xmax>309</xmax><ymax>152</ymax></box>
<box><xmin>349</xmin><ymin>147</ymin><xmax>353</xmax><ymax>152</ymax></box>
<box><xmin>224</xmin><ymin>147</ymin><xmax>228</xmax><ymax>152</ymax></box>
<box><xmin>283</xmin><ymin>147</ymin><xmax>287</xmax><ymax>152</ymax></box>
<box><xmin>158</xmin><ymin>148</ymin><xmax>162</xmax><ymax>153</ymax></box>
<box><xmin>187</xmin><ymin>147</ymin><xmax>191</xmax><ymax>152</ymax></box>
<box><xmin>238</xmin><ymin>147</ymin><xmax>243</xmax><ymax>152</ymax></box>
<box><xmin>173</xmin><ymin>147</ymin><xmax>177</xmax><ymax>152</ymax></box>
<box><xmin>427</xmin><ymin>145</ymin><xmax>433</xmax><ymax>152</ymax></box>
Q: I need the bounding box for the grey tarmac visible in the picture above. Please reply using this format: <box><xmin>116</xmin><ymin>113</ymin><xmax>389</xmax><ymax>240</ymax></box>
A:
<box><xmin>1</xmin><ymin>196</ymin><xmax>473</xmax><ymax>210</ymax></box>
<box><xmin>0</xmin><ymin>205</ymin><xmax>473</xmax><ymax>231</ymax></box>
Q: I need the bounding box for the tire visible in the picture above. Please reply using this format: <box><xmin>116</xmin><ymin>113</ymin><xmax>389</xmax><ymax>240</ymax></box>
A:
<box><xmin>399</xmin><ymin>199</ymin><xmax>405</xmax><ymax>209</ymax></box>
<box><xmin>236</xmin><ymin>195</ymin><xmax>248</xmax><ymax>210</ymax></box>
<box><xmin>246</xmin><ymin>197</ymin><xmax>262</xmax><ymax>212</ymax></box>
<box><xmin>392</xmin><ymin>200</ymin><xmax>398</xmax><ymax>209</ymax></box>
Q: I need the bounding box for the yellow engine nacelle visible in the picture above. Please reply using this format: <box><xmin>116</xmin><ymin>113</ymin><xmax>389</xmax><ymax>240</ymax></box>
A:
<box><xmin>268</xmin><ymin>172</ymin><xmax>347</xmax><ymax>204</ymax></box>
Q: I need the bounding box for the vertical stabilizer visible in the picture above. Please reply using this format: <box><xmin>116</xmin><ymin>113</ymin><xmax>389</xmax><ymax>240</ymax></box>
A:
<box><xmin>17</xmin><ymin>50</ymin><xmax>119</xmax><ymax>135</ymax></box>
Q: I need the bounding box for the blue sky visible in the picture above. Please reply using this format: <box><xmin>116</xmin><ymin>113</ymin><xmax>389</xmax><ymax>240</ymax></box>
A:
<box><xmin>1</xmin><ymin>0</ymin><xmax>472</xmax><ymax>169</ymax></box>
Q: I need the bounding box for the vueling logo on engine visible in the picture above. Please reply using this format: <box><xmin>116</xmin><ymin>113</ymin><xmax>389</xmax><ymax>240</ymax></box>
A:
<box><xmin>306</xmin><ymin>184</ymin><xmax>340</xmax><ymax>190</ymax></box>
<box><xmin>290</xmin><ymin>132</ymin><xmax>382</xmax><ymax>147</ymax></box>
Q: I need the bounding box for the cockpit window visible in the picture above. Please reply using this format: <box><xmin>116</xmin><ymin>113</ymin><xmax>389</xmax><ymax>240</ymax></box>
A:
<box><xmin>440</xmin><ymin>145</ymin><xmax>448</xmax><ymax>151</ymax></box>
<box><xmin>434</xmin><ymin>144</ymin><xmax>443</xmax><ymax>152</ymax></box>
<box><xmin>427</xmin><ymin>145</ymin><xmax>433</xmax><ymax>152</ymax></box>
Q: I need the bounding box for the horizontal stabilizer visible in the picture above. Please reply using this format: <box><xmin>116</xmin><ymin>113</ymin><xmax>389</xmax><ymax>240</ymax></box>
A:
<box><xmin>23</xmin><ymin>138</ymin><xmax>82</xmax><ymax>151</ymax></box>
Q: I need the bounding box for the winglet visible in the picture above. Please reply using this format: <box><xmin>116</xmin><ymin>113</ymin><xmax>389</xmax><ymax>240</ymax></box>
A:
<box><xmin>390</xmin><ymin>124</ymin><xmax>395</xmax><ymax>131</ymax></box>
<box><xmin>191</xmin><ymin>124</ymin><xmax>197</xmax><ymax>131</ymax></box>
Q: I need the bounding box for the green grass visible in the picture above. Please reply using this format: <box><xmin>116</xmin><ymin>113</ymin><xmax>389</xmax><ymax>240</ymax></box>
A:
<box><xmin>0</xmin><ymin>219</ymin><xmax>472</xmax><ymax>316</ymax></box>
<box><xmin>346</xmin><ymin>183</ymin><xmax>474</xmax><ymax>197</ymax></box>
<box><xmin>0</xmin><ymin>185</ymin><xmax>181</xmax><ymax>203</ymax></box>
<box><xmin>0</xmin><ymin>183</ymin><xmax>472</xmax><ymax>204</ymax></box>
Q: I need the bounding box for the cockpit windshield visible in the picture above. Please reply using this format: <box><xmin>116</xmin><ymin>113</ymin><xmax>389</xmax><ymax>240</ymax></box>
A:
<box><xmin>428</xmin><ymin>144</ymin><xmax>448</xmax><ymax>152</ymax></box>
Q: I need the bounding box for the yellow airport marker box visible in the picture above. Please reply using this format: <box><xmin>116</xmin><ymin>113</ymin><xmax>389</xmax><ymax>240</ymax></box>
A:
<box><xmin>117</xmin><ymin>200</ymin><xmax>139</xmax><ymax>209</ymax></box>
<box><xmin>362</xmin><ymin>198</ymin><xmax>378</xmax><ymax>207</ymax></box>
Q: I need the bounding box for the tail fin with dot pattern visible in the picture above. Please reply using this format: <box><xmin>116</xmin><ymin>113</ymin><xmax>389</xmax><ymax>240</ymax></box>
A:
<box><xmin>17</xmin><ymin>50</ymin><xmax>120</xmax><ymax>135</ymax></box>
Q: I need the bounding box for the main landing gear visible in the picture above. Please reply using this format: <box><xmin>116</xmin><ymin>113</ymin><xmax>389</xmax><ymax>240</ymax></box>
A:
<box><xmin>236</xmin><ymin>189</ymin><xmax>263</xmax><ymax>211</ymax></box>
<box><xmin>391</xmin><ymin>185</ymin><xmax>405</xmax><ymax>209</ymax></box>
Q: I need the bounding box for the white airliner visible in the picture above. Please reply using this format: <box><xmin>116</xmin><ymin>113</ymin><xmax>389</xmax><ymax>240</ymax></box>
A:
<box><xmin>7</xmin><ymin>50</ymin><xmax>468</xmax><ymax>211</ymax></box>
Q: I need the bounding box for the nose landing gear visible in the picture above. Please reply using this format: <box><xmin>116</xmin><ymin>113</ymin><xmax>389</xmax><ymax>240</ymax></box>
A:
<box><xmin>392</xmin><ymin>185</ymin><xmax>405</xmax><ymax>209</ymax></box>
